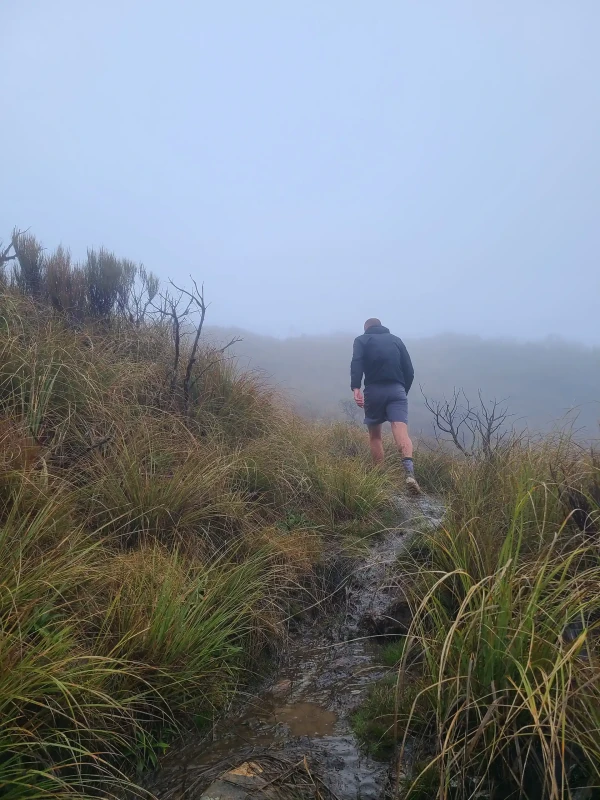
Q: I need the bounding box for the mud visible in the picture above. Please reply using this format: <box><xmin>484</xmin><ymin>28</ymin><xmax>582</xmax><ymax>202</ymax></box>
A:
<box><xmin>144</xmin><ymin>494</ymin><xmax>443</xmax><ymax>800</ymax></box>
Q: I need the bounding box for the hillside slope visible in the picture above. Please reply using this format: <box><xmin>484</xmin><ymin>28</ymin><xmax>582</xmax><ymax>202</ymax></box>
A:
<box><xmin>0</xmin><ymin>231</ymin><xmax>393</xmax><ymax>798</ymax></box>
<box><xmin>206</xmin><ymin>326</ymin><xmax>600</xmax><ymax>436</ymax></box>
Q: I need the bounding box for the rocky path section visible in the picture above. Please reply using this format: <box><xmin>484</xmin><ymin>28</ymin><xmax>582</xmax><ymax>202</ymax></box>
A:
<box><xmin>144</xmin><ymin>495</ymin><xmax>444</xmax><ymax>800</ymax></box>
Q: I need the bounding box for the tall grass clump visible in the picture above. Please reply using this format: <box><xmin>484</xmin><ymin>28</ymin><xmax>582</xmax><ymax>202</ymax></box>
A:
<box><xmin>0</xmin><ymin>229</ymin><xmax>392</xmax><ymax>797</ymax></box>
<box><xmin>0</xmin><ymin>486</ymin><xmax>134</xmax><ymax>799</ymax></box>
<box><xmin>389</xmin><ymin>443</ymin><xmax>600</xmax><ymax>799</ymax></box>
<box><xmin>0</xmin><ymin>482</ymin><xmax>289</xmax><ymax>797</ymax></box>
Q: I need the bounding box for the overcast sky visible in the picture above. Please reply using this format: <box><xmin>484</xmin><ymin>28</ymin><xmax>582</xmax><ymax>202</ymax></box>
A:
<box><xmin>2</xmin><ymin>1</ymin><xmax>600</xmax><ymax>341</ymax></box>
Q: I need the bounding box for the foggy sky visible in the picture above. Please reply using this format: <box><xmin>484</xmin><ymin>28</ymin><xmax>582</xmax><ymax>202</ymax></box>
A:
<box><xmin>3</xmin><ymin>1</ymin><xmax>600</xmax><ymax>342</ymax></box>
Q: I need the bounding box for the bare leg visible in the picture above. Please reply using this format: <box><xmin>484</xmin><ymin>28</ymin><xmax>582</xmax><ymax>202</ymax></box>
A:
<box><xmin>368</xmin><ymin>424</ymin><xmax>384</xmax><ymax>465</ymax></box>
<box><xmin>390</xmin><ymin>422</ymin><xmax>413</xmax><ymax>459</ymax></box>
<box><xmin>391</xmin><ymin>422</ymin><xmax>421</xmax><ymax>494</ymax></box>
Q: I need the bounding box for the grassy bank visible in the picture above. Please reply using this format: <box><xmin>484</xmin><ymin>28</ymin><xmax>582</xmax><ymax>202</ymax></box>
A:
<box><xmin>0</xmin><ymin>232</ymin><xmax>394</xmax><ymax>797</ymax></box>
<box><xmin>353</xmin><ymin>440</ymin><xmax>600</xmax><ymax>799</ymax></box>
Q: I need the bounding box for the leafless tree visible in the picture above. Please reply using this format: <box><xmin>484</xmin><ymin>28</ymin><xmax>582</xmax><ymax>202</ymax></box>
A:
<box><xmin>0</xmin><ymin>229</ymin><xmax>23</xmax><ymax>274</ymax></box>
<box><xmin>169</xmin><ymin>278</ymin><xmax>209</xmax><ymax>409</ymax></box>
<box><xmin>0</xmin><ymin>241</ymin><xmax>15</xmax><ymax>269</ymax></box>
<box><xmin>150</xmin><ymin>288</ymin><xmax>194</xmax><ymax>395</ymax></box>
<box><xmin>151</xmin><ymin>278</ymin><xmax>241</xmax><ymax>411</ymax></box>
<box><xmin>422</xmin><ymin>387</ymin><xmax>513</xmax><ymax>458</ymax></box>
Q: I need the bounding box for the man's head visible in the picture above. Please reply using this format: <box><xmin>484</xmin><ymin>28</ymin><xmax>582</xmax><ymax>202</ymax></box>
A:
<box><xmin>364</xmin><ymin>318</ymin><xmax>382</xmax><ymax>331</ymax></box>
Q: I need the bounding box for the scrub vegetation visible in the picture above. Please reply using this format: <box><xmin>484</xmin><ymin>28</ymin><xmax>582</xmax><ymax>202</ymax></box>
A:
<box><xmin>354</xmin><ymin>430</ymin><xmax>600</xmax><ymax>799</ymax></box>
<box><xmin>0</xmin><ymin>229</ymin><xmax>392</xmax><ymax>798</ymax></box>
<box><xmin>3</xmin><ymin>229</ymin><xmax>599</xmax><ymax>799</ymax></box>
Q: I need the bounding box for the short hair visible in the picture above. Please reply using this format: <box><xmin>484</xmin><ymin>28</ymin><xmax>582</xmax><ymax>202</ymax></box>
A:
<box><xmin>364</xmin><ymin>318</ymin><xmax>381</xmax><ymax>331</ymax></box>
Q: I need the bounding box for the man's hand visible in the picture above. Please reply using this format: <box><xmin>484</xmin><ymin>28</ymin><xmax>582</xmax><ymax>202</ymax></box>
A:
<box><xmin>353</xmin><ymin>388</ymin><xmax>364</xmax><ymax>408</ymax></box>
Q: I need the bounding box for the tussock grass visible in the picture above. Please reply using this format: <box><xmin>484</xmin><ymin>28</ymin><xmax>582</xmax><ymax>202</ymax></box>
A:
<box><xmin>357</xmin><ymin>443</ymin><xmax>600</xmax><ymax>799</ymax></box>
<box><xmin>0</xmin><ymin>286</ymin><xmax>390</xmax><ymax>797</ymax></box>
<box><xmin>81</xmin><ymin>427</ymin><xmax>249</xmax><ymax>548</ymax></box>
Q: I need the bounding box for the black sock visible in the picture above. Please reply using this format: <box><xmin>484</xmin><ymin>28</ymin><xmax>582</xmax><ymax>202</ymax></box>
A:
<box><xmin>402</xmin><ymin>457</ymin><xmax>414</xmax><ymax>475</ymax></box>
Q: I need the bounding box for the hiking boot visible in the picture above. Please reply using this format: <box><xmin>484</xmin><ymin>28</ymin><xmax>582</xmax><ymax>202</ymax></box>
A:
<box><xmin>405</xmin><ymin>475</ymin><xmax>422</xmax><ymax>496</ymax></box>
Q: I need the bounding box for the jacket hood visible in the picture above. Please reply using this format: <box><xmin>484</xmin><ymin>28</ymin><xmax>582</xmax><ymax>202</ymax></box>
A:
<box><xmin>365</xmin><ymin>325</ymin><xmax>390</xmax><ymax>335</ymax></box>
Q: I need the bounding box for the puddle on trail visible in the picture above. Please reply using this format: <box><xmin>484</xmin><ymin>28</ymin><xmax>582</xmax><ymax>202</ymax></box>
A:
<box><xmin>144</xmin><ymin>495</ymin><xmax>443</xmax><ymax>800</ymax></box>
<box><xmin>270</xmin><ymin>702</ymin><xmax>337</xmax><ymax>737</ymax></box>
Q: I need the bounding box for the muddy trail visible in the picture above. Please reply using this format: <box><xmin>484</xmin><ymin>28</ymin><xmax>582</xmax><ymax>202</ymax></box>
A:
<box><xmin>144</xmin><ymin>495</ymin><xmax>444</xmax><ymax>800</ymax></box>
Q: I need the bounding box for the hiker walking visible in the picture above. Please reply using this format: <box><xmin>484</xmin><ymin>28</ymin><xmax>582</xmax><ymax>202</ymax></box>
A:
<box><xmin>351</xmin><ymin>318</ymin><xmax>421</xmax><ymax>495</ymax></box>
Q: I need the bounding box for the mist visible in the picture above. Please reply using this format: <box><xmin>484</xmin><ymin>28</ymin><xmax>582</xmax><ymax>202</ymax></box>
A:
<box><xmin>207</xmin><ymin>326</ymin><xmax>600</xmax><ymax>437</ymax></box>
<box><xmin>2</xmin><ymin>1</ymin><xmax>600</xmax><ymax>344</ymax></box>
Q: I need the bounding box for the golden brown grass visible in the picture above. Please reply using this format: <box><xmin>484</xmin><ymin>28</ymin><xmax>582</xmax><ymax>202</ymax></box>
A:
<box><xmin>0</xmin><ymin>289</ymin><xmax>391</xmax><ymax>798</ymax></box>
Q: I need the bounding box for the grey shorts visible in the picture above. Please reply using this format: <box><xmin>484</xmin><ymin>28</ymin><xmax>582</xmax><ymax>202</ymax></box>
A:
<box><xmin>363</xmin><ymin>382</ymin><xmax>408</xmax><ymax>426</ymax></box>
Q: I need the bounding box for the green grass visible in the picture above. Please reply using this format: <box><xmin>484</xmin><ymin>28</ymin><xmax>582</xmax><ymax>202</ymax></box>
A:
<box><xmin>352</xmin><ymin>675</ymin><xmax>398</xmax><ymax>759</ymax></box>
<box><xmin>380</xmin><ymin>639</ymin><xmax>408</xmax><ymax>667</ymax></box>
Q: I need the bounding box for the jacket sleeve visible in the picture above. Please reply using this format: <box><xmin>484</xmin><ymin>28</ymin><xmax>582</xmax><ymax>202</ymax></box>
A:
<box><xmin>350</xmin><ymin>337</ymin><xmax>364</xmax><ymax>390</ymax></box>
<box><xmin>400</xmin><ymin>341</ymin><xmax>414</xmax><ymax>393</ymax></box>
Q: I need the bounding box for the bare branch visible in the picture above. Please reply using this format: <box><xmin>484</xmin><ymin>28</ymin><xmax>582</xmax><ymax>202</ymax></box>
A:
<box><xmin>0</xmin><ymin>240</ymin><xmax>17</xmax><ymax>265</ymax></box>
<box><xmin>189</xmin><ymin>337</ymin><xmax>242</xmax><ymax>392</ymax></box>
<box><xmin>421</xmin><ymin>386</ymin><xmax>513</xmax><ymax>459</ymax></box>
<box><xmin>169</xmin><ymin>277</ymin><xmax>207</xmax><ymax>411</ymax></box>
<box><xmin>421</xmin><ymin>387</ymin><xmax>473</xmax><ymax>456</ymax></box>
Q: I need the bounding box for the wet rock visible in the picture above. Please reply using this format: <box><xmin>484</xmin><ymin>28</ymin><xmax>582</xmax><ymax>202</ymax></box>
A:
<box><xmin>199</xmin><ymin>761</ymin><xmax>275</xmax><ymax>799</ymax></box>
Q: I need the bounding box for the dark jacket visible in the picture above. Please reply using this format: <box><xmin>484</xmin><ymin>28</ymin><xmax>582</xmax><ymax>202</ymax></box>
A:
<box><xmin>350</xmin><ymin>325</ymin><xmax>414</xmax><ymax>392</ymax></box>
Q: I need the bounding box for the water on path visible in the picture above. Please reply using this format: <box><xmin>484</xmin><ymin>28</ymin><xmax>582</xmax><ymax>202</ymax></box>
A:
<box><xmin>144</xmin><ymin>495</ymin><xmax>443</xmax><ymax>800</ymax></box>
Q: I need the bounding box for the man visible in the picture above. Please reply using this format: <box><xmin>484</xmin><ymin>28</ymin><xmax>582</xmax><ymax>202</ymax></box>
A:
<box><xmin>350</xmin><ymin>318</ymin><xmax>421</xmax><ymax>495</ymax></box>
